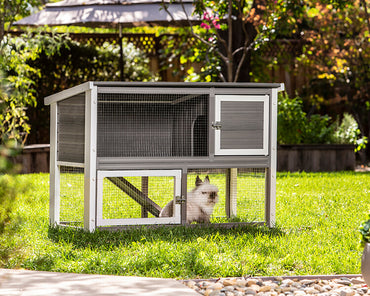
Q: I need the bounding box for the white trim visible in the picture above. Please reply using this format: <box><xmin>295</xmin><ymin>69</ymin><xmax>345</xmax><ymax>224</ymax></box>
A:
<box><xmin>44</xmin><ymin>82</ymin><xmax>94</xmax><ymax>105</ymax></box>
<box><xmin>215</xmin><ymin>95</ymin><xmax>269</xmax><ymax>156</ymax></box>
<box><xmin>265</xmin><ymin>88</ymin><xmax>278</xmax><ymax>227</ymax></box>
<box><xmin>83</xmin><ymin>86</ymin><xmax>98</xmax><ymax>232</ymax></box>
<box><xmin>278</xmin><ymin>83</ymin><xmax>285</xmax><ymax>92</ymax></box>
<box><xmin>57</xmin><ymin>161</ymin><xmax>85</xmax><ymax>168</ymax></box>
<box><xmin>49</xmin><ymin>103</ymin><xmax>59</xmax><ymax>225</ymax></box>
<box><xmin>96</xmin><ymin>170</ymin><xmax>182</xmax><ymax>226</ymax></box>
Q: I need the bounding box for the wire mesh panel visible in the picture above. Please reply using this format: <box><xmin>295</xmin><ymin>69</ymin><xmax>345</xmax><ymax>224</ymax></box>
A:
<box><xmin>96</xmin><ymin>170</ymin><xmax>182</xmax><ymax>226</ymax></box>
<box><xmin>187</xmin><ymin>168</ymin><xmax>266</xmax><ymax>224</ymax></box>
<box><xmin>236</xmin><ymin>168</ymin><xmax>266</xmax><ymax>222</ymax></box>
<box><xmin>97</xmin><ymin>93</ymin><xmax>209</xmax><ymax>157</ymax></box>
<box><xmin>57</xmin><ymin>94</ymin><xmax>85</xmax><ymax>163</ymax></box>
<box><xmin>59</xmin><ymin>166</ymin><xmax>84</xmax><ymax>227</ymax></box>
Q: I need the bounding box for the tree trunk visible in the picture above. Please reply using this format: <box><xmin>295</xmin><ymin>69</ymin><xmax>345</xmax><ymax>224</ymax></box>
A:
<box><xmin>0</xmin><ymin>11</ymin><xmax>4</xmax><ymax>42</ymax></box>
<box><xmin>218</xmin><ymin>0</ymin><xmax>266</xmax><ymax>82</ymax></box>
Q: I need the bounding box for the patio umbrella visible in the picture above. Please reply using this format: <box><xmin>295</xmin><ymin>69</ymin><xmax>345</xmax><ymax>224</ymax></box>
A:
<box><xmin>14</xmin><ymin>0</ymin><xmax>200</xmax><ymax>79</ymax></box>
<box><xmin>14</xmin><ymin>0</ymin><xmax>198</xmax><ymax>28</ymax></box>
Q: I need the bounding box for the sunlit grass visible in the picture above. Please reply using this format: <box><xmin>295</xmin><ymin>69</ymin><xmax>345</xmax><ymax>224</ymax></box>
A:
<box><xmin>1</xmin><ymin>171</ymin><xmax>369</xmax><ymax>279</ymax></box>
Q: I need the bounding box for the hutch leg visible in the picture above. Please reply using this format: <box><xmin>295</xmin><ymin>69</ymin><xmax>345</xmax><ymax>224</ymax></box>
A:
<box><xmin>141</xmin><ymin>176</ymin><xmax>149</xmax><ymax>218</ymax></box>
<box><xmin>226</xmin><ymin>168</ymin><xmax>238</xmax><ymax>218</ymax></box>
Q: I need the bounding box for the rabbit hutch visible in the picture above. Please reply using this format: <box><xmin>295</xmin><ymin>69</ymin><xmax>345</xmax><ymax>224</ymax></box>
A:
<box><xmin>45</xmin><ymin>82</ymin><xmax>284</xmax><ymax>231</ymax></box>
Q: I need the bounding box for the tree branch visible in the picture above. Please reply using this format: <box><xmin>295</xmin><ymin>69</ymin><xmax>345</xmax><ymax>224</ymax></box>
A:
<box><xmin>161</xmin><ymin>0</ymin><xmax>229</xmax><ymax>64</ymax></box>
<box><xmin>360</xmin><ymin>0</ymin><xmax>370</xmax><ymax>33</ymax></box>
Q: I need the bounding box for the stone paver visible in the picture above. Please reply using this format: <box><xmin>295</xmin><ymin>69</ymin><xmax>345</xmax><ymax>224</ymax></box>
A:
<box><xmin>0</xmin><ymin>268</ymin><xmax>199</xmax><ymax>296</ymax></box>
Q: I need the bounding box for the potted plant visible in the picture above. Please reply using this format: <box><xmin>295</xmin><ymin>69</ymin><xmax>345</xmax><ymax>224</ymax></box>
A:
<box><xmin>359</xmin><ymin>213</ymin><xmax>370</xmax><ymax>286</ymax></box>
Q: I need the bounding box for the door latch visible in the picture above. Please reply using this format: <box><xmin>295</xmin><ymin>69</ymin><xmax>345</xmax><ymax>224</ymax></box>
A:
<box><xmin>175</xmin><ymin>196</ymin><xmax>186</xmax><ymax>204</ymax></box>
<box><xmin>211</xmin><ymin>121</ymin><xmax>222</xmax><ymax>130</ymax></box>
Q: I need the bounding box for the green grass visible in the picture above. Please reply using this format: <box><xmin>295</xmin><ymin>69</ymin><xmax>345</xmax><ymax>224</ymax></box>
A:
<box><xmin>1</xmin><ymin>171</ymin><xmax>369</xmax><ymax>279</ymax></box>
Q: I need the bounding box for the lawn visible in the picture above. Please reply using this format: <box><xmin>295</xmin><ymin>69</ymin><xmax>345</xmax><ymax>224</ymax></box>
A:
<box><xmin>1</xmin><ymin>171</ymin><xmax>369</xmax><ymax>279</ymax></box>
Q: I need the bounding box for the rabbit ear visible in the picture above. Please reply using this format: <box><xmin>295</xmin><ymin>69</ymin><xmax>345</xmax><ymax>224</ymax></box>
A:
<box><xmin>204</xmin><ymin>176</ymin><xmax>210</xmax><ymax>183</ymax></box>
<box><xmin>195</xmin><ymin>176</ymin><xmax>203</xmax><ymax>187</ymax></box>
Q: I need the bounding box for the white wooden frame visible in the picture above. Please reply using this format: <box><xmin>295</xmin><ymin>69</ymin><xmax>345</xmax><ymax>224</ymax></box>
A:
<box><xmin>46</xmin><ymin>82</ymin><xmax>284</xmax><ymax>231</ymax></box>
<box><xmin>214</xmin><ymin>95</ymin><xmax>269</xmax><ymax>156</ymax></box>
<box><xmin>84</xmin><ymin>86</ymin><xmax>98</xmax><ymax>232</ymax></box>
<box><xmin>47</xmin><ymin>82</ymin><xmax>98</xmax><ymax>232</ymax></box>
<box><xmin>265</xmin><ymin>88</ymin><xmax>279</xmax><ymax>228</ymax></box>
<box><xmin>96</xmin><ymin>170</ymin><xmax>182</xmax><ymax>226</ymax></box>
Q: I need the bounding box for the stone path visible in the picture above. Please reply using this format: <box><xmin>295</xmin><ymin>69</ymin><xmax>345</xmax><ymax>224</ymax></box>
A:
<box><xmin>182</xmin><ymin>276</ymin><xmax>368</xmax><ymax>296</ymax></box>
<box><xmin>0</xmin><ymin>269</ymin><xmax>199</xmax><ymax>296</ymax></box>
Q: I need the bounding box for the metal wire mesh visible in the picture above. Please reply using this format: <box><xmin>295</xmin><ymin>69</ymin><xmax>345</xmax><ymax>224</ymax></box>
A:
<box><xmin>236</xmin><ymin>168</ymin><xmax>266</xmax><ymax>222</ymax></box>
<box><xmin>57</xmin><ymin>94</ymin><xmax>85</xmax><ymax>163</ymax></box>
<box><xmin>59</xmin><ymin>166</ymin><xmax>84</xmax><ymax>226</ymax></box>
<box><xmin>101</xmin><ymin>175</ymin><xmax>176</xmax><ymax>220</ymax></box>
<box><xmin>187</xmin><ymin>168</ymin><xmax>266</xmax><ymax>223</ymax></box>
<box><xmin>97</xmin><ymin>92</ymin><xmax>209</xmax><ymax>157</ymax></box>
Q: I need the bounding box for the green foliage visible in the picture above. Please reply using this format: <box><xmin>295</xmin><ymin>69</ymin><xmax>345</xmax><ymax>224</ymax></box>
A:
<box><xmin>0</xmin><ymin>175</ymin><xmax>20</xmax><ymax>233</ymax></box>
<box><xmin>1</xmin><ymin>31</ymin><xmax>158</xmax><ymax>144</ymax></box>
<box><xmin>162</xmin><ymin>0</ymin><xmax>274</xmax><ymax>82</ymax></box>
<box><xmin>159</xmin><ymin>28</ymin><xmax>222</xmax><ymax>82</ymax></box>
<box><xmin>0</xmin><ymin>0</ymin><xmax>43</xmax><ymax>41</ymax></box>
<box><xmin>277</xmin><ymin>93</ymin><xmax>306</xmax><ymax>144</ymax></box>
<box><xmin>0</xmin><ymin>141</ymin><xmax>21</xmax><ymax>173</ymax></box>
<box><xmin>28</xmin><ymin>33</ymin><xmax>157</xmax><ymax>90</ymax></box>
<box><xmin>254</xmin><ymin>0</ymin><xmax>370</xmax><ymax>156</ymax></box>
<box><xmin>359</xmin><ymin>213</ymin><xmax>370</xmax><ymax>248</ymax></box>
<box><xmin>304</xmin><ymin>114</ymin><xmax>334</xmax><ymax>144</ymax></box>
<box><xmin>277</xmin><ymin>93</ymin><xmax>334</xmax><ymax>144</ymax></box>
<box><xmin>333</xmin><ymin>113</ymin><xmax>368</xmax><ymax>152</ymax></box>
<box><xmin>0</xmin><ymin>173</ymin><xmax>28</xmax><ymax>265</ymax></box>
<box><xmin>0</xmin><ymin>34</ymin><xmax>41</xmax><ymax>144</ymax></box>
<box><xmin>278</xmin><ymin>93</ymin><xmax>367</xmax><ymax>150</ymax></box>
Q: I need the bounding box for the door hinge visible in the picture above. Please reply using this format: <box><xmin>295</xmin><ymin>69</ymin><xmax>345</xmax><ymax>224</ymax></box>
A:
<box><xmin>175</xmin><ymin>196</ymin><xmax>186</xmax><ymax>204</ymax></box>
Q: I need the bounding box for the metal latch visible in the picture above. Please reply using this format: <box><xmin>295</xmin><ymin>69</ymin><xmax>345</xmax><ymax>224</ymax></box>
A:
<box><xmin>211</xmin><ymin>121</ymin><xmax>222</xmax><ymax>130</ymax></box>
<box><xmin>175</xmin><ymin>196</ymin><xmax>186</xmax><ymax>204</ymax></box>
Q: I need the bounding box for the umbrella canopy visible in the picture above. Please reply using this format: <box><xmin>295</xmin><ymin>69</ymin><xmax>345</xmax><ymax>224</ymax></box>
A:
<box><xmin>14</xmin><ymin>0</ymin><xmax>199</xmax><ymax>28</ymax></box>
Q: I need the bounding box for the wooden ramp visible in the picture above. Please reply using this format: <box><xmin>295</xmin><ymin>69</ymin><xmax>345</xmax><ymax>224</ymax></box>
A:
<box><xmin>107</xmin><ymin>177</ymin><xmax>162</xmax><ymax>217</ymax></box>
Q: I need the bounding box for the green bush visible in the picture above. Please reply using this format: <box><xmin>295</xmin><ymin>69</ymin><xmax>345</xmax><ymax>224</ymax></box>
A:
<box><xmin>0</xmin><ymin>174</ymin><xmax>19</xmax><ymax>234</ymax></box>
<box><xmin>278</xmin><ymin>93</ymin><xmax>367</xmax><ymax>151</ymax></box>
<box><xmin>277</xmin><ymin>93</ymin><xmax>307</xmax><ymax>144</ymax></box>
<box><xmin>359</xmin><ymin>212</ymin><xmax>370</xmax><ymax>248</ymax></box>
<box><xmin>277</xmin><ymin>92</ymin><xmax>334</xmax><ymax>144</ymax></box>
<box><xmin>0</xmin><ymin>172</ymin><xmax>28</xmax><ymax>266</ymax></box>
<box><xmin>333</xmin><ymin>113</ymin><xmax>368</xmax><ymax>152</ymax></box>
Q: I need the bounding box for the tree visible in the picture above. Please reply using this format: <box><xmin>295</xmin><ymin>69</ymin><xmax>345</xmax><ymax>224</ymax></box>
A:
<box><xmin>268</xmin><ymin>0</ymin><xmax>370</xmax><ymax>158</ymax></box>
<box><xmin>0</xmin><ymin>0</ymin><xmax>44</xmax><ymax>145</ymax></box>
<box><xmin>25</xmin><ymin>34</ymin><xmax>158</xmax><ymax>144</ymax></box>
<box><xmin>299</xmin><ymin>1</ymin><xmax>369</xmax><ymax>151</ymax></box>
<box><xmin>0</xmin><ymin>34</ymin><xmax>41</xmax><ymax>145</ymax></box>
<box><xmin>0</xmin><ymin>0</ymin><xmax>41</xmax><ymax>42</ymax></box>
<box><xmin>162</xmin><ymin>0</ymin><xmax>272</xmax><ymax>82</ymax></box>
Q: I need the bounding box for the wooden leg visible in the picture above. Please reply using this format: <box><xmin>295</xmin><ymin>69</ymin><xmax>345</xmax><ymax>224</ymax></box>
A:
<box><xmin>226</xmin><ymin>168</ymin><xmax>238</xmax><ymax>218</ymax></box>
<box><xmin>141</xmin><ymin>176</ymin><xmax>149</xmax><ymax>218</ymax></box>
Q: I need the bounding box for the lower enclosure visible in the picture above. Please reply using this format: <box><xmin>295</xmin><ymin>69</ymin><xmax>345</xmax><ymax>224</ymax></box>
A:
<box><xmin>58</xmin><ymin>167</ymin><xmax>268</xmax><ymax>228</ymax></box>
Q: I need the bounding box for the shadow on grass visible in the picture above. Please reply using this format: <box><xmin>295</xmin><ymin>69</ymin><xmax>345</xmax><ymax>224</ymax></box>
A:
<box><xmin>48</xmin><ymin>223</ymin><xmax>285</xmax><ymax>250</ymax></box>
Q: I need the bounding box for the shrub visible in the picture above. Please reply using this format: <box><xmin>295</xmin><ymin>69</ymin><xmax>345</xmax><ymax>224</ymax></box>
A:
<box><xmin>359</xmin><ymin>212</ymin><xmax>370</xmax><ymax>248</ymax></box>
<box><xmin>333</xmin><ymin>113</ymin><xmax>368</xmax><ymax>152</ymax></box>
<box><xmin>278</xmin><ymin>93</ymin><xmax>367</xmax><ymax>151</ymax></box>
<box><xmin>277</xmin><ymin>92</ymin><xmax>307</xmax><ymax>144</ymax></box>
<box><xmin>277</xmin><ymin>92</ymin><xmax>334</xmax><ymax>144</ymax></box>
